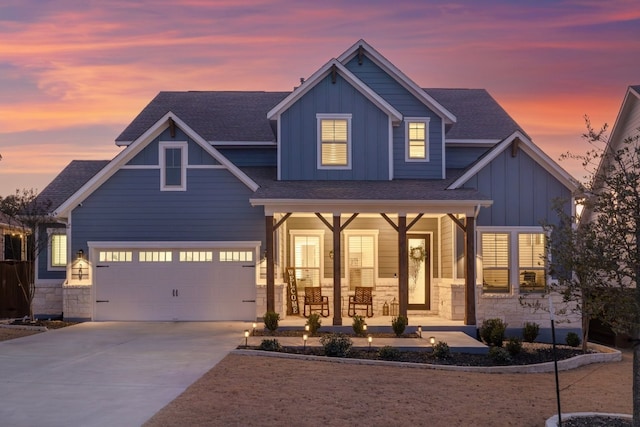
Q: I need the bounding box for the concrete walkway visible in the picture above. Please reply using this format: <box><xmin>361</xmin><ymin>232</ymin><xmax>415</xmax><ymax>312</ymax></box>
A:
<box><xmin>0</xmin><ymin>322</ymin><xmax>248</xmax><ymax>427</ymax></box>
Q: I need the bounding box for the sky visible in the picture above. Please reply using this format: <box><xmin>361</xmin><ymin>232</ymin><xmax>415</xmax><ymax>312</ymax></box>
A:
<box><xmin>0</xmin><ymin>0</ymin><xmax>639</xmax><ymax>197</ymax></box>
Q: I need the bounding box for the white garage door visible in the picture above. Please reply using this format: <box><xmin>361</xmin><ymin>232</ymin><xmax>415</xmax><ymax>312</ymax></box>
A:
<box><xmin>93</xmin><ymin>247</ymin><xmax>256</xmax><ymax>321</ymax></box>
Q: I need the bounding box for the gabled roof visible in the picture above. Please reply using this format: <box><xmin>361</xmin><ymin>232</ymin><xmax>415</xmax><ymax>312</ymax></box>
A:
<box><xmin>116</xmin><ymin>91</ymin><xmax>289</xmax><ymax>145</ymax></box>
<box><xmin>338</xmin><ymin>39</ymin><xmax>456</xmax><ymax>125</ymax></box>
<box><xmin>37</xmin><ymin>160</ymin><xmax>109</xmax><ymax>212</ymax></box>
<box><xmin>447</xmin><ymin>131</ymin><xmax>578</xmax><ymax>192</ymax></box>
<box><xmin>267</xmin><ymin>59</ymin><xmax>402</xmax><ymax>123</ymax></box>
<box><xmin>55</xmin><ymin>112</ymin><xmax>260</xmax><ymax>218</ymax></box>
<box><xmin>607</xmin><ymin>85</ymin><xmax>640</xmax><ymax>154</ymax></box>
<box><xmin>425</xmin><ymin>88</ymin><xmax>527</xmax><ymax>141</ymax></box>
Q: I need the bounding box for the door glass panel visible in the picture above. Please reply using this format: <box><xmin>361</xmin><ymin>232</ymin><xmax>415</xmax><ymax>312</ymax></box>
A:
<box><xmin>408</xmin><ymin>237</ymin><xmax>427</xmax><ymax>305</ymax></box>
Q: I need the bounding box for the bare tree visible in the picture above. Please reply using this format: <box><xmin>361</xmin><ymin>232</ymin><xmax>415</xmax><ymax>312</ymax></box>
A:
<box><xmin>0</xmin><ymin>189</ymin><xmax>54</xmax><ymax>320</ymax></box>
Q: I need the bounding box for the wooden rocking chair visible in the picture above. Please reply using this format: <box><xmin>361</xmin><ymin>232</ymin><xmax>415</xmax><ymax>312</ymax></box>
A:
<box><xmin>348</xmin><ymin>286</ymin><xmax>374</xmax><ymax>317</ymax></box>
<box><xmin>303</xmin><ymin>287</ymin><xmax>330</xmax><ymax>318</ymax></box>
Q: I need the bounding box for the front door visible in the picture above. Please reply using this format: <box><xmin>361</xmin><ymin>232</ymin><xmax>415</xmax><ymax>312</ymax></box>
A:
<box><xmin>407</xmin><ymin>235</ymin><xmax>431</xmax><ymax>310</ymax></box>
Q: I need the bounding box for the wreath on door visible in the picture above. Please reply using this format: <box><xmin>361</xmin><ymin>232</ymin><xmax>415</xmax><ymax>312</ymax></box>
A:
<box><xmin>409</xmin><ymin>245</ymin><xmax>427</xmax><ymax>292</ymax></box>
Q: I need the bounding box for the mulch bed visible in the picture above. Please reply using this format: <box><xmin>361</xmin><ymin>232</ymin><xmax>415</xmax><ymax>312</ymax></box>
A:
<box><xmin>563</xmin><ymin>416</ymin><xmax>632</xmax><ymax>426</ymax></box>
<box><xmin>9</xmin><ymin>319</ymin><xmax>78</xmax><ymax>329</ymax></box>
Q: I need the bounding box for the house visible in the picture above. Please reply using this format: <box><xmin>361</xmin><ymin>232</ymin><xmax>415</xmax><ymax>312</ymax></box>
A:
<box><xmin>34</xmin><ymin>40</ymin><xmax>580</xmax><ymax>334</ymax></box>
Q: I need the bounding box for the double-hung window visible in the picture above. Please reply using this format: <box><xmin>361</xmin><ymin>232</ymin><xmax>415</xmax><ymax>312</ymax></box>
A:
<box><xmin>49</xmin><ymin>230</ymin><xmax>67</xmax><ymax>270</ymax></box>
<box><xmin>518</xmin><ymin>233</ymin><xmax>546</xmax><ymax>292</ymax></box>
<box><xmin>346</xmin><ymin>232</ymin><xmax>377</xmax><ymax>291</ymax></box>
<box><xmin>405</xmin><ymin>118</ymin><xmax>430</xmax><ymax>161</ymax></box>
<box><xmin>317</xmin><ymin>114</ymin><xmax>351</xmax><ymax>169</ymax></box>
<box><xmin>481</xmin><ymin>233</ymin><xmax>510</xmax><ymax>293</ymax></box>
<box><xmin>160</xmin><ymin>142</ymin><xmax>187</xmax><ymax>191</ymax></box>
<box><xmin>290</xmin><ymin>232</ymin><xmax>323</xmax><ymax>289</ymax></box>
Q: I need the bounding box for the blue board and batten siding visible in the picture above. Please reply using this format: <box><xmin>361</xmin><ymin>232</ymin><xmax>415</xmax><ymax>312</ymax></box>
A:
<box><xmin>344</xmin><ymin>55</ymin><xmax>444</xmax><ymax>179</ymax></box>
<box><xmin>71</xmin><ymin>139</ymin><xmax>265</xmax><ymax>255</ymax></box>
<box><xmin>280</xmin><ymin>73</ymin><xmax>390</xmax><ymax>180</ymax></box>
<box><xmin>463</xmin><ymin>149</ymin><xmax>572</xmax><ymax>227</ymax></box>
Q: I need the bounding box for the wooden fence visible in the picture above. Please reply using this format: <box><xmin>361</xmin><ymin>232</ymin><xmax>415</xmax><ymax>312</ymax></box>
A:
<box><xmin>0</xmin><ymin>261</ymin><xmax>32</xmax><ymax>318</ymax></box>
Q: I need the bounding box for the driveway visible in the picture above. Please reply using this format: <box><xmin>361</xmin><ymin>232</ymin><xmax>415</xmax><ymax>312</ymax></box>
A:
<box><xmin>0</xmin><ymin>321</ymin><xmax>246</xmax><ymax>427</ymax></box>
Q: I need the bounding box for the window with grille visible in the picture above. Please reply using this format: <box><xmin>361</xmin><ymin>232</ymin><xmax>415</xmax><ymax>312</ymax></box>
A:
<box><xmin>99</xmin><ymin>251</ymin><xmax>133</xmax><ymax>262</ymax></box>
<box><xmin>405</xmin><ymin>118</ymin><xmax>430</xmax><ymax>161</ymax></box>
<box><xmin>50</xmin><ymin>233</ymin><xmax>67</xmax><ymax>268</ymax></box>
<box><xmin>160</xmin><ymin>142</ymin><xmax>187</xmax><ymax>191</ymax></box>
<box><xmin>518</xmin><ymin>233</ymin><xmax>546</xmax><ymax>292</ymax></box>
<box><xmin>317</xmin><ymin>114</ymin><xmax>351</xmax><ymax>168</ymax></box>
<box><xmin>291</xmin><ymin>234</ymin><xmax>322</xmax><ymax>289</ymax></box>
<box><xmin>347</xmin><ymin>234</ymin><xmax>376</xmax><ymax>291</ymax></box>
<box><xmin>481</xmin><ymin>233</ymin><xmax>510</xmax><ymax>293</ymax></box>
<box><xmin>139</xmin><ymin>251</ymin><xmax>172</xmax><ymax>262</ymax></box>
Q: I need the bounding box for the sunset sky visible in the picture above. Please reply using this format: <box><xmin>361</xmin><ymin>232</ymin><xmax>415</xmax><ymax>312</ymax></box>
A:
<box><xmin>1</xmin><ymin>0</ymin><xmax>639</xmax><ymax>197</ymax></box>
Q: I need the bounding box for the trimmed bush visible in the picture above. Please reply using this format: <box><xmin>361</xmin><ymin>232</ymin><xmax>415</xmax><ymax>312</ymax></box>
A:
<box><xmin>505</xmin><ymin>337</ymin><xmax>522</xmax><ymax>356</ymax></box>
<box><xmin>352</xmin><ymin>315</ymin><xmax>366</xmax><ymax>336</ymax></box>
<box><xmin>391</xmin><ymin>315</ymin><xmax>408</xmax><ymax>336</ymax></box>
<box><xmin>320</xmin><ymin>333</ymin><xmax>353</xmax><ymax>357</ymax></box>
<box><xmin>522</xmin><ymin>322</ymin><xmax>540</xmax><ymax>343</ymax></box>
<box><xmin>488</xmin><ymin>346</ymin><xmax>512</xmax><ymax>365</ymax></box>
<box><xmin>479</xmin><ymin>318</ymin><xmax>507</xmax><ymax>347</ymax></box>
<box><xmin>263</xmin><ymin>311</ymin><xmax>280</xmax><ymax>332</ymax></box>
<box><xmin>306</xmin><ymin>313</ymin><xmax>321</xmax><ymax>335</ymax></box>
<box><xmin>565</xmin><ymin>332</ymin><xmax>581</xmax><ymax>347</ymax></box>
<box><xmin>432</xmin><ymin>341</ymin><xmax>451</xmax><ymax>360</ymax></box>
<box><xmin>258</xmin><ymin>339</ymin><xmax>282</xmax><ymax>352</ymax></box>
<box><xmin>377</xmin><ymin>346</ymin><xmax>401</xmax><ymax>361</ymax></box>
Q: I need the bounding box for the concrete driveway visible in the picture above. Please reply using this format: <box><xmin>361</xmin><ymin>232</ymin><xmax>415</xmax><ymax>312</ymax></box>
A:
<box><xmin>0</xmin><ymin>321</ymin><xmax>247</xmax><ymax>427</ymax></box>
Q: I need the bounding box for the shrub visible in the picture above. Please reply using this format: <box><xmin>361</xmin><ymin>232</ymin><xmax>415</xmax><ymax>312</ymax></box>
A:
<box><xmin>432</xmin><ymin>341</ymin><xmax>451</xmax><ymax>360</ymax></box>
<box><xmin>320</xmin><ymin>333</ymin><xmax>353</xmax><ymax>357</ymax></box>
<box><xmin>258</xmin><ymin>339</ymin><xmax>282</xmax><ymax>352</ymax></box>
<box><xmin>377</xmin><ymin>346</ymin><xmax>401</xmax><ymax>361</ymax></box>
<box><xmin>352</xmin><ymin>315</ymin><xmax>366</xmax><ymax>336</ymax></box>
<box><xmin>306</xmin><ymin>313</ymin><xmax>321</xmax><ymax>335</ymax></box>
<box><xmin>391</xmin><ymin>315</ymin><xmax>408</xmax><ymax>336</ymax></box>
<box><xmin>505</xmin><ymin>337</ymin><xmax>522</xmax><ymax>356</ymax></box>
<box><xmin>479</xmin><ymin>318</ymin><xmax>507</xmax><ymax>347</ymax></box>
<box><xmin>488</xmin><ymin>346</ymin><xmax>512</xmax><ymax>365</ymax></box>
<box><xmin>522</xmin><ymin>322</ymin><xmax>540</xmax><ymax>343</ymax></box>
<box><xmin>565</xmin><ymin>332</ymin><xmax>581</xmax><ymax>347</ymax></box>
<box><xmin>263</xmin><ymin>311</ymin><xmax>279</xmax><ymax>333</ymax></box>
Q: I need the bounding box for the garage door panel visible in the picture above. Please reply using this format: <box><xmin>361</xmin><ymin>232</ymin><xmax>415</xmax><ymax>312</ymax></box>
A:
<box><xmin>94</xmin><ymin>247</ymin><xmax>256</xmax><ymax>321</ymax></box>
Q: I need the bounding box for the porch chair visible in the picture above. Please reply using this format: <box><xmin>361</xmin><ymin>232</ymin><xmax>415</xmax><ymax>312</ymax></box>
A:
<box><xmin>348</xmin><ymin>286</ymin><xmax>374</xmax><ymax>317</ymax></box>
<box><xmin>303</xmin><ymin>287</ymin><xmax>330</xmax><ymax>318</ymax></box>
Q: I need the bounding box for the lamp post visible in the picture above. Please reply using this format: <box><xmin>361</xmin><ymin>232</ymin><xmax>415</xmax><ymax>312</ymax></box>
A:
<box><xmin>244</xmin><ymin>329</ymin><xmax>249</xmax><ymax>347</ymax></box>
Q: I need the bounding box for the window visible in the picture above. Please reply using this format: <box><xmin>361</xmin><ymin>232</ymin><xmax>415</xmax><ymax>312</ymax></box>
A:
<box><xmin>99</xmin><ymin>251</ymin><xmax>133</xmax><ymax>262</ymax></box>
<box><xmin>291</xmin><ymin>232</ymin><xmax>323</xmax><ymax>289</ymax></box>
<box><xmin>4</xmin><ymin>234</ymin><xmax>23</xmax><ymax>261</ymax></box>
<box><xmin>347</xmin><ymin>234</ymin><xmax>376</xmax><ymax>291</ymax></box>
<box><xmin>50</xmin><ymin>233</ymin><xmax>67</xmax><ymax>268</ymax></box>
<box><xmin>405</xmin><ymin>118</ymin><xmax>430</xmax><ymax>161</ymax></box>
<box><xmin>481</xmin><ymin>233</ymin><xmax>510</xmax><ymax>293</ymax></box>
<box><xmin>317</xmin><ymin>114</ymin><xmax>351</xmax><ymax>168</ymax></box>
<box><xmin>518</xmin><ymin>233</ymin><xmax>546</xmax><ymax>292</ymax></box>
<box><xmin>139</xmin><ymin>251</ymin><xmax>172</xmax><ymax>262</ymax></box>
<box><xmin>180</xmin><ymin>251</ymin><xmax>213</xmax><ymax>262</ymax></box>
<box><xmin>160</xmin><ymin>142</ymin><xmax>187</xmax><ymax>191</ymax></box>
<box><xmin>219</xmin><ymin>251</ymin><xmax>253</xmax><ymax>262</ymax></box>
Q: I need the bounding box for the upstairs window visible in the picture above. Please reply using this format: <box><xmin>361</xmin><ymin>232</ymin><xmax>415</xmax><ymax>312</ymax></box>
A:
<box><xmin>405</xmin><ymin>118</ymin><xmax>430</xmax><ymax>161</ymax></box>
<box><xmin>160</xmin><ymin>142</ymin><xmax>187</xmax><ymax>191</ymax></box>
<box><xmin>317</xmin><ymin>114</ymin><xmax>351</xmax><ymax>169</ymax></box>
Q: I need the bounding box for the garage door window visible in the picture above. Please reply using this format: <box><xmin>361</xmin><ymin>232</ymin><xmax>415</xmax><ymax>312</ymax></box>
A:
<box><xmin>180</xmin><ymin>251</ymin><xmax>213</xmax><ymax>262</ymax></box>
<box><xmin>220</xmin><ymin>251</ymin><xmax>253</xmax><ymax>262</ymax></box>
<box><xmin>99</xmin><ymin>251</ymin><xmax>132</xmax><ymax>262</ymax></box>
<box><xmin>139</xmin><ymin>251</ymin><xmax>172</xmax><ymax>262</ymax></box>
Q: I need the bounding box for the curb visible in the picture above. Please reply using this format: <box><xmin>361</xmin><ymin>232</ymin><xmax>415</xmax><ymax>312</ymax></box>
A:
<box><xmin>231</xmin><ymin>342</ymin><xmax>621</xmax><ymax>374</ymax></box>
<box><xmin>0</xmin><ymin>324</ymin><xmax>48</xmax><ymax>332</ymax></box>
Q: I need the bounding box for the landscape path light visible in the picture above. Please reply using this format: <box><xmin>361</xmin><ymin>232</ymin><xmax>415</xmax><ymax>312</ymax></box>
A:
<box><xmin>244</xmin><ymin>329</ymin><xmax>249</xmax><ymax>347</ymax></box>
<box><xmin>368</xmin><ymin>335</ymin><xmax>372</xmax><ymax>350</ymax></box>
<box><xmin>303</xmin><ymin>333</ymin><xmax>308</xmax><ymax>350</ymax></box>
<box><xmin>429</xmin><ymin>336</ymin><xmax>436</xmax><ymax>346</ymax></box>
<box><xmin>417</xmin><ymin>325</ymin><xmax>422</xmax><ymax>338</ymax></box>
<box><xmin>252</xmin><ymin>322</ymin><xmax>257</xmax><ymax>336</ymax></box>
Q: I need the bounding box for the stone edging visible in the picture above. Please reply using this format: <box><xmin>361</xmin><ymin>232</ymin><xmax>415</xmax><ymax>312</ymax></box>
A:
<box><xmin>545</xmin><ymin>412</ymin><xmax>632</xmax><ymax>427</ymax></box>
<box><xmin>231</xmin><ymin>343</ymin><xmax>621</xmax><ymax>374</ymax></box>
<box><xmin>0</xmin><ymin>324</ymin><xmax>48</xmax><ymax>332</ymax></box>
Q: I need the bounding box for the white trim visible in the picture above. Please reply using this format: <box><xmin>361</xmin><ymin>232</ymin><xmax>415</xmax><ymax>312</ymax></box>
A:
<box><xmin>267</xmin><ymin>59</ymin><xmax>402</xmax><ymax>124</ymax></box>
<box><xmin>343</xmin><ymin>229</ymin><xmax>379</xmax><ymax>288</ymax></box>
<box><xmin>441</xmin><ymin>121</ymin><xmax>446</xmax><ymax>179</ymax></box>
<box><xmin>447</xmin><ymin>131</ymin><xmax>578</xmax><ymax>191</ymax></box>
<box><xmin>120</xmin><ymin>164</ymin><xmax>224</xmax><ymax>170</ymax></box>
<box><xmin>276</xmin><ymin>116</ymin><xmax>282</xmax><ymax>181</ymax></box>
<box><xmin>404</xmin><ymin>117</ymin><xmax>430</xmax><ymax>162</ymax></box>
<box><xmin>187</xmin><ymin>164</ymin><xmax>225</xmax><ymax>170</ymax></box>
<box><xmin>212</xmin><ymin>141</ymin><xmax>275</xmax><ymax>146</ymax></box>
<box><xmin>337</xmin><ymin>39</ymin><xmax>456</xmax><ymax>125</ymax></box>
<box><xmin>289</xmin><ymin>230</ymin><xmax>325</xmax><ymax>285</ymax></box>
<box><xmin>54</xmin><ymin>112</ymin><xmax>260</xmax><ymax>218</ymax></box>
<box><xmin>446</xmin><ymin>139</ymin><xmax>501</xmax><ymax>146</ymax></box>
<box><xmin>388</xmin><ymin>116</ymin><xmax>394</xmax><ymax>180</ymax></box>
<box><xmin>120</xmin><ymin>165</ymin><xmax>158</xmax><ymax>170</ymax></box>
<box><xmin>88</xmin><ymin>241</ymin><xmax>261</xmax><ymax>250</ymax></box>
<box><xmin>159</xmin><ymin>141</ymin><xmax>188</xmax><ymax>191</ymax></box>
<box><xmin>317</xmin><ymin>113</ymin><xmax>352</xmax><ymax>170</ymax></box>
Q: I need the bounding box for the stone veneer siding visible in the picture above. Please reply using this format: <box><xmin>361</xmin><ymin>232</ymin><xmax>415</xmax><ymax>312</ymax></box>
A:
<box><xmin>63</xmin><ymin>284</ymin><xmax>92</xmax><ymax>320</ymax></box>
<box><xmin>33</xmin><ymin>282</ymin><xmax>64</xmax><ymax>317</ymax></box>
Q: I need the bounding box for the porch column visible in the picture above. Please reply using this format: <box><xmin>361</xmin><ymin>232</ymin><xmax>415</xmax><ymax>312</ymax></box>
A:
<box><xmin>332</xmin><ymin>214</ymin><xmax>342</xmax><ymax>326</ymax></box>
<box><xmin>464</xmin><ymin>216</ymin><xmax>476</xmax><ymax>325</ymax></box>
<box><xmin>398</xmin><ymin>214</ymin><xmax>408</xmax><ymax>317</ymax></box>
<box><xmin>266</xmin><ymin>215</ymin><xmax>275</xmax><ymax>313</ymax></box>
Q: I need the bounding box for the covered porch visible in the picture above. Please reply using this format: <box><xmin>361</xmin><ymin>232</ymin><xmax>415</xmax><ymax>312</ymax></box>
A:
<box><xmin>250</xmin><ymin>181</ymin><xmax>492</xmax><ymax>326</ymax></box>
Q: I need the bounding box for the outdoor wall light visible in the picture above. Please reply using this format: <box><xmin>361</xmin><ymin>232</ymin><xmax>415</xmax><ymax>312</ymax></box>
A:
<box><xmin>304</xmin><ymin>324</ymin><xmax>310</xmax><ymax>332</ymax></box>
<box><xmin>303</xmin><ymin>333</ymin><xmax>308</xmax><ymax>350</ymax></box>
<box><xmin>368</xmin><ymin>335</ymin><xmax>373</xmax><ymax>350</ymax></box>
<box><xmin>76</xmin><ymin>249</ymin><xmax>84</xmax><ymax>260</ymax></box>
<box><xmin>417</xmin><ymin>325</ymin><xmax>422</xmax><ymax>338</ymax></box>
<box><xmin>363</xmin><ymin>323</ymin><xmax>367</xmax><ymax>332</ymax></box>
<box><xmin>429</xmin><ymin>336</ymin><xmax>436</xmax><ymax>345</ymax></box>
<box><xmin>244</xmin><ymin>329</ymin><xmax>250</xmax><ymax>347</ymax></box>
